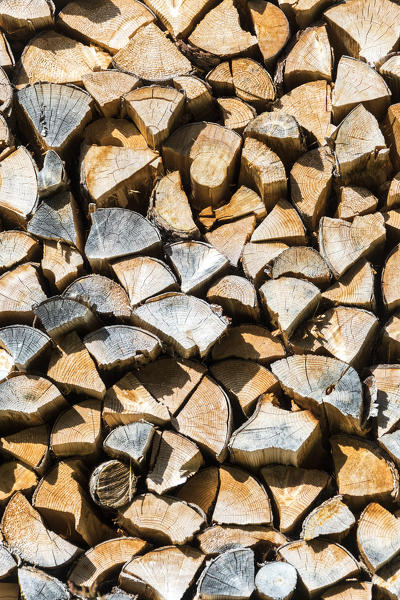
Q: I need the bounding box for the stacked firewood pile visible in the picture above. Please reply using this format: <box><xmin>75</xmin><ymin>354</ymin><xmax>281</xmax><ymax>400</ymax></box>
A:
<box><xmin>3</xmin><ymin>0</ymin><xmax>400</xmax><ymax>598</ymax></box>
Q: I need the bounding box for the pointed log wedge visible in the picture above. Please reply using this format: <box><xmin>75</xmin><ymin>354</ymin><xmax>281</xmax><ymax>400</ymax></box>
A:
<box><xmin>0</xmin><ymin>263</ymin><xmax>46</xmax><ymax>324</ymax></box>
<box><xmin>18</xmin><ymin>567</ymin><xmax>69</xmax><ymax>600</ymax></box>
<box><xmin>213</xmin><ymin>186</ymin><xmax>265</xmax><ymax>225</ymax></box>
<box><xmin>50</xmin><ymin>399</ymin><xmax>102</xmax><ymax>458</ymax></box>
<box><xmin>42</xmin><ymin>240</ymin><xmax>85</xmax><ymax>292</ymax></box>
<box><xmin>255</xmin><ymin>561</ymin><xmax>297</xmax><ymax>600</ymax></box>
<box><xmin>103</xmin><ymin>421</ymin><xmax>155</xmax><ymax>469</ymax></box>
<box><xmin>252</xmin><ymin>199</ymin><xmax>306</xmax><ymax>245</ymax></box>
<box><xmin>249</xmin><ymin>0</ymin><xmax>289</xmax><ymax>68</ymax></box>
<box><xmin>196</xmin><ymin>547</ymin><xmax>255</xmax><ymax>600</ymax></box>
<box><xmin>357</xmin><ymin>503</ymin><xmax>400</xmax><ymax>573</ymax></box>
<box><xmin>0</xmin><ymin>146</ymin><xmax>38</xmax><ymax>228</ymax></box>
<box><xmin>166</xmin><ymin>241</ymin><xmax>228</xmax><ymax>294</ymax></box>
<box><xmin>82</xmin><ymin>70</ymin><xmax>141</xmax><ymax>118</ymax></box>
<box><xmin>242</xmin><ymin>240</ymin><xmax>288</xmax><ymax>285</ymax></box>
<box><xmin>63</xmin><ymin>274</ymin><xmax>132</xmax><ymax>321</ymax></box>
<box><xmin>321</xmin><ymin>259</ymin><xmax>376</xmax><ymax>310</ymax></box>
<box><xmin>0</xmin><ymin>460</ymin><xmax>37</xmax><ymax>506</ymax></box>
<box><xmin>197</xmin><ymin>524</ymin><xmax>286</xmax><ymax>558</ymax></box>
<box><xmin>205</xmin><ymin>215</ymin><xmax>256</xmax><ymax>267</ymax></box>
<box><xmin>0</xmin><ymin>33</ymin><xmax>14</xmax><ymax>71</ymax></box>
<box><xmin>284</xmin><ymin>25</ymin><xmax>333</xmax><ymax>90</ymax></box>
<box><xmin>271</xmin><ymin>246</ymin><xmax>330</xmax><ymax>287</ymax></box>
<box><xmin>206</xmin><ymin>275</ymin><xmax>260</xmax><ymax>322</ymax></box>
<box><xmin>380</xmin><ymin>55</ymin><xmax>400</xmax><ymax>102</ymax></box>
<box><xmin>336</xmin><ymin>186</ymin><xmax>378</xmax><ymax>221</ymax></box>
<box><xmin>37</xmin><ymin>150</ymin><xmax>67</xmax><ymax>198</ymax></box>
<box><xmin>172</xmin><ymin>75</ymin><xmax>215</xmax><ymax>121</ymax></box>
<box><xmin>301</xmin><ymin>495</ymin><xmax>355</xmax><ymax>542</ymax></box>
<box><xmin>0</xmin><ymin>325</ymin><xmax>50</xmax><ymax>371</ymax></box>
<box><xmin>217</xmin><ymin>97</ymin><xmax>256</xmax><ymax>134</ymax></box>
<box><xmin>0</xmin><ymin>231</ymin><xmax>39</xmax><ymax>272</ymax></box>
<box><xmin>0</xmin><ymin>424</ymin><xmax>49</xmax><ymax>472</ymax></box>
<box><xmin>34</xmin><ymin>296</ymin><xmax>99</xmax><ymax>340</ymax></box>
<box><xmin>211</xmin><ymin>324</ymin><xmax>285</xmax><ymax>364</ymax></box>
<box><xmin>177</xmin><ymin>467</ymin><xmax>219</xmax><ymax>516</ymax></box>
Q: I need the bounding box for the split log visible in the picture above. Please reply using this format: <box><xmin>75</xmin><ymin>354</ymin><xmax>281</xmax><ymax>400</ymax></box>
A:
<box><xmin>120</xmin><ymin>545</ymin><xmax>205</xmax><ymax>600</ymax></box>
<box><xmin>162</xmin><ymin>122</ymin><xmax>242</xmax><ymax>210</ymax></box>
<box><xmin>278</xmin><ymin>0</ymin><xmax>333</xmax><ymax>27</ymax></box>
<box><xmin>212</xmin><ymin>187</ymin><xmax>265</xmax><ymax>226</ymax></box>
<box><xmin>50</xmin><ymin>399</ymin><xmax>102</xmax><ymax>458</ymax></box>
<box><xmin>0</xmin><ymin>263</ymin><xmax>47</xmax><ymax>324</ymax></box>
<box><xmin>0</xmin><ymin>0</ymin><xmax>54</xmax><ymax>38</ymax></box>
<box><xmin>0</xmin><ymin>67</ymin><xmax>13</xmax><ymax>116</ymax></box>
<box><xmin>271</xmin><ymin>355</ymin><xmax>365</xmax><ymax>435</ymax></box>
<box><xmin>58</xmin><ymin>0</ymin><xmax>155</xmax><ymax>53</ymax></box>
<box><xmin>34</xmin><ymin>296</ymin><xmax>99</xmax><ymax>339</ymax></box>
<box><xmin>113</xmin><ymin>23</ymin><xmax>192</xmax><ymax>82</ymax></box>
<box><xmin>211</xmin><ymin>324</ymin><xmax>285</xmax><ymax>364</ymax></box>
<box><xmin>1</xmin><ymin>492</ymin><xmax>81</xmax><ymax>570</ymax></box>
<box><xmin>172</xmin><ymin>75</ymin><xmax>215</xmax><ymax>121</ymax></box>
<box><xmin>147</xmin><ymin>430</ymin><xmax>204</xmax><ymax>494</ymax></box>
<box><xmin>332</xmin><ymin>57</ymin><xmax>391</xmax><ymax>124</ymax></box>
<box><xmin>84</xmin><ymin>208</ymin><xmax>161</xmax><ymax>272</ymax></box>
<box><xmin>132</xmin><ymin>293</ymin><xmax>228</xmax><ymax>358</ymax></box>
<box><xmin>273</xmin><ymin>80</ymin><xmax>333</xmax><ymax>146</ymax></box>
<box><xmin>332</xmin><ymin>104</ymin><xmax>392</xmax><ymax>188</ymax></box>
<box><xmin>380</xmin><ymin>55</ymin><xmax>400</xmax><ymax>102</ymax></box>
<box><xmin>244</xmin><ymin>112</ymin><xmax>306</xmax><ymax>168</ymax></box>
<box><xmin>277</xmin><ymin>540</ymin><xmax>359</xmax><ymax>599</ymax></box>
<box><xmin>37</xmin><ymin>150</ymin><xmax>68</xmax><ymax>198</ymax></box>
<box><xmin>255</xmin><ymin>561</ymin><xmax>297</xmax><ymax>600</ymax></box>
<box><xmin>382</xmin><ymin>244</ymin><xmax>400</xmax><ymax>312</ymax></box>
<box><xmin>14</xmin><ymin>30</ymin><xmax>111</xmax><ymax>88</ymax></box>
<box><xmin>16</xmin><ymin>82</ymin><xmax>94</xmax><ymax>158</ymax></box>
<box><xmin>230</xmin><ymin>58</ymin><xmax>276</xmax><ymax>111</ymax></box>
<box><xmin>290</xmin><ymin>146</ymin><xmax>334</xmax><ymax>231</ymax></box>
<box><xmin>206</xmin><ymin>61</ymin><xmax>235</xmax><ymax>96</ymax></box>
<box><xmin>173</xmin><ymin>374</ymin><xmax>232</xmax><ymax>461</ymax></box>
<box><xmin>18</xmin><ymin>568</ymin><xmax>69</xmax><ymax>600</ymax></box>
<box><xmin>148</xmin><ymin>171</ymin><xmax>199</xmax><ymax>239</ymax></box>
<box><xmin>324</xmin><ymin>0</ymin><xmax>400</xmax><ymax>67</ymax></box>
<box><xmin>319</xmin><ymin>214</ymin><xmax>386</xmax><ymax>279</ymax></box>
<box><xmin>321</xmin><ymin>259</ymin><xmax>376</xmax><ymax>310</ymax></box>
<box><xmin>68</xmin><ymin>536</ymin><xmax>148</xmax><ymax>593</ymax></box>
<box><xmin>242</xmin><ymin>240</ymin><xmax>289</xmax><ymax>285</ymax></box>
<box><xmin>260</xmin><ymin>277</ymin><xmax>320</xmax><ymax>341</ymax></box>
<box><xmin>103</xmin><ymin>421</ymin><xmax>155</xmax><ymax>469</ymax></box>
<box><xmin>252</xmin><ymin>199</ymin><xmax>307</xmax><ymax>245</ymax></box>
<box><xmin>0</xmin><ymin>424</ymin><xmax>49</xmax><ymax>472</ymax></box>
<box><xmin>83</xmin><ymin>70</ymin><xmax>141</xmax><ymax>118</ymax></box>
<box><xmin>0</xmin><ymin>231</ymin><xmax>39</xmax><ymax>272</ymax></box>
<box><xmin>0</xmin><ymin>373</ymin><xmax>67</xmax><ymax>433</ymax></box>
<box><xmin>63</xmin><ymin>274</ymin><xmax>132</xmax><ymax>321</ymax></box>
<box><xmin>270</xmin><ymin>247</ymin><xmax>330</xmax><ymax>287</ymax></box>
<box><xmin>112</xmin><ymin>256</ymin><xmax>178</xmax><ymax>307</ymax></box>
<box><xmin>28</xmin><ymin>190</ymin><xmax>83</xmax><ymax>250</ymax></box>
<box><xmin>206</xmin><ymin>275</ymin><xmax>260</xmax><ymax>322</ymax></box>
<box><xmin>369</xmin><ymin>365</ymin><xmax>400</xmax><ymax>437</ymax></box>
<box><xmin>0</xmin><ymin>325</ymin><xmax>50</xmax><ymax>371</ymax></box>
<box><xmin>197</xmin><ymin>525</ymin><xmax>286</xmax><ymax>558</ymax></box>
<box><xmin>0</xmin><ymin>460</ymin><xmax>37</xmax><ymax>506</ymax></box>
<box><xmin>331</xmin><ymin>435</ymin><xmax>399</xmax><ymax>509</ymax></box>
<box><xmin>136</xmin><ymin>357</ymin><xmax>206</xmax><ymax>416</ymax></box>
<box><xmin>229</xmin><ymin>395</ymin><xmax>322</xmax><ymax>468</ymax></box>
<box><xmin>301</xmin><ymin>495</ymin><xmax>355</xmax><ymax>542</ymax></box>
<box><xmin>103</xmin><ymin>371</ymin><xmax>170</xmax><ymax>427</ymax></box>
<box><xmin>261</xmin><ymin>465</ymin><xmax>330</xmax><ymax>533</ymax></box>
<box><xmin>284</xmin><ymin>25</ymin><xmax>333</xmax><ymax>90</ymax></box>
<box><xmin>0</xmin><ymin>146</ymin><xmax>38</xmax><ymax>228</ymax></box>
<box><xmin>239</xmin><ymin>138</ymin><xmax>286</xmax><ymax>211</ymax></box>
<box><xmin>217</xmin><ymin>97</ymin><xmax>256</xmax><ymax>134</ymax></box>
<box><xmin>33</xmin><ymin>459</ymin><xmax>114</xmax><ymax>546</ymax></box>
<box><xmin>0</xmin><ymin>33</ymin><xmax>14</xmax><ymax>71</ymax></box>
<box><xmin>166</xmin><ymin>241</ymin><xmax>228</xmax><ymax>294</ymax></box>
<box><xmin>210</xmin><ymin>359</ymin><xmax>278</xmax><ymax>416</ymax></box>
<box><xmin>117</xmin><ymin>493</ymin><xmax>205</xmax><ymax>544</ymax></box>
<box><xmin>47</xmin><ymin>330</ymin><xmax>106</xmax><ymax>399</ymax></box>
<box><xmin>357</xmin><ymin>502</ymin><xmax>400</xmax><ymax>573</ymax></box>
<box><xmin>321</xmin><ymin>582</ymin><xmax>372</xmax><ymax>600</ymax></box>
<box><xmin>336</xmin><ymin>186</ymin><xmax>378</xmax><ymax>221</ymax></box>
<box><xmin>205</xmin><ymin>215</ymin><xmax>256</xmax><ymax>267</ymax></box>
<box><xmin>177</xmin><ymin>467</ymin><xmax>219</xmax><ymax>516</ymax></box>
<box><xmin>196</xmin><ymin>547</ymin><xmax>255</xmax><ymax>600</ymax></box>
<box><xmin>249</xmin><ymin>0</ymin><xmax>290</xmax><ymax>68</ymax></box>
<box><xmin>90</xmin><ymin>460</ymin><xmax>137</xmax><ymax>509</ymax></box>
<box><xmin>188</xmin><ymin>0</ymin><xmax>257</xmax><ymax>58</ymax></box>
<box><xmin>41</xmin><ymin>240</ymin><xmax>85</xmax><ymax>292</ymax></box>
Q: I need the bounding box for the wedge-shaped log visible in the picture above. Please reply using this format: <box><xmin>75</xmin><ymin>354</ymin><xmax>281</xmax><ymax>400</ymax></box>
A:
<box><xmin>85</xmin><ymin>208</ymin><xmax>161</xmax><ymax>272</ymax></box>
<box><xmin>147</xmin><ymin>430</ymin><xmax>204</xmax><ymax>494</ymax></box>
<box><xmin>252</xmin><ymin>199</ymin><xmax>306</xmax><ymax>245</ymax></box>
<box><xmin>0</xmin><ymin>424</ymin><xmax>49</xmax><ymax>472</ymax></box>
<box><xmin>331</xmin><ymin>435</ymin><xmax>399</xmax><ymax>509</ymax></box>
<box><xmin>322</xmin><ymin>259</ymin><xmax>375</xmax><ymax>310</ymax></box>
<box><xmin>177</xmin><ymin>467</ymin><xmax>219</xmax><ymax>516</ymax></box>
<box><xmin>0</xmin><ymin>32</ymin><xmax>14</xmax><ymax>71</ymax></box>
<box><xmin>336</xmin><ymin>186</ymin><xmax>378</xmax><ymax>220</ymax></box>
<box><xmin>17</xmin><ymin>82</ymin><xmax>93</xmax><ymax>158</ymax></box>
<box><xmin>34</xmin><ymin>459</ymin><xmax>114</xmax><ymax>546</ymax></box>
<box><xmin>0</xmin><ymin>263</ymin><xmax>46</xmax><ymax>324</ymax></box>
<box><xmin>173</xmin><ymin>374</ymin><xmax>231</xmax><ymax>461</ymax></box>
<box><xmin>0</xmin><ymin>231</ymin><xmax>39</xmax><ymax>272</ymax></box>
<box><xmin>229</xmin><ymin>58</ymin><xmax>276</xmax><ymax>111</ymax></box>
<box><xmin>34</xmin><ymin>296</ymin><xmax>99</xmax><ymax>339</ymax></box>
<box><xmin>369</xmin><ymin>364</ymin><xmax>400</xmax><ymax>437</ymax></box>
<box><xmin>50</xmin><ymin>399</ymin><xmax>101</xmax><ymax>458</ymax></box>
<box><xmin>58</xmin><ymin>0</ymin><xmax>155</xmax><ymax>53</ymax></box>
<box><xmin>118</xmin><ymin>493</ymin><xmax>205</xmax><ymax>544</ymax></box>
<box><xmin>0</xmin><ymin>147</ymin><xmax>38</xmax><ymax>228</ymax></box>
<box><xmin>0</xmin><ymin>460</ymin><xmax>37</xmax><ymax>506</ymax></box>
<box><xmin>207</xmin><ymin>276</ymin><xmax>259</xmax><ymax>322</ymax></box>
<box><xmin>319</xmin><ymin>214</ymin><xmax>386</xmax><ymax>279</ymax></box>
<box><xmin>113</xmin><ymin>23</ymin><xmax>191</xmax><ymax>82</ymax></box>
<box><xmin>301</xmin><ymin>495</ymin><xmax>355</xmax><ymax>542</ymax></box>
<box><xmin>261</xmin><ymin>465</ymin><xmax>330</xmax><ymax>533</ymax></box>
<box><xmin>82</xmin><ymin>70</ymin><xmax>140</xmax><ymax>118</ymax></box>
<box><xmin>15</xmin><ymin>31</ymin><xmax>111</xmax><ymax>88</ymax></box>
<box><xmin>217</xmin><ymin>97</ymin><xmax>256</xmax><ymax>134</ymax></box>
<box><xmin>357</xmin><ymin>503</ymin><xmax>400</xmax><ymax>573</ymax></box>
<box><xmin>229</xmin><ymin>395</ymin><xmax>322</xmax><ymax>468</ymax></box>
<box><xmin>0</xmin><ymin>374</ymin><xmax>67</xmax><ymax>433</ymax></box>
<box><xmin>271</xmin><ymin>355</ymin><xmax>365</xmax><ymax>435</ymax></box>
<box><xmin>0</xmin><ymin>325</ymin><xmax>50</xmax><ymax>371</ymax></box>
<box><xmin>37</xmin><ymin>150</ymin><xmax>67</xmax><ymax>197</ymax></box>
<box><xmin>196</xmin><ymin>547</ymin><xmax>255</xmax><ymax>600</ymax></box>
<box><xmin>249</xmin><ymin>0</ymin><xmax>289</xmax><ymax>67</ymax></box>
<box><xmin>197</xmin><ymin>525</ymin><xmax>287</xmax><ymax>557</ymax></box>
<box><xmin>213</xmin><ymin>186</ymin><xmax>266</xmax><ymax>225</ymax></box>
<box><xmin>90</xmin><ymin>460</ymin><xmax>137</xmax><ymax>509</ymax></box>
<box><xmin>47</xmin><ymin>331</ymin><xmax>106</xmax><ymax>399</ymax></box>
<box><xmin>188</xmin><ymin>0</ymin><xmax>257</xmax><ymax>58</ymax></box>
<box><xmin>42</xmin><ymin>240</ymin><xmax>85</xmax><ymax>292</ymax></box>
<box><xmin>133</xmin><ymin>293</ymin><xmax>228</xmax><ymax>358</ymax></box>
<box><xmin>255</xmin><ymin>562</ymin><xmax>297</xmax><ymax>600</ymax></box>
<box><xmin>120</xmin><ymin>545</ymin><xmax>204</xmax><ymax>600</ymax></box>
<box><xmin>148</xmin><ymin>170</ymin><xmax>199</xmax><ymax>239</ymax></box>
<box><xmin>242</xmin><ymin>240</ymin><xmax>288</xmax><ymax>285</ymax></box>
<box><xmin>172</xmin><ymin>75</ymin><xmax>214</xmax><ymax>121</ymax></box>
<box><xmin>277</xmin><ymin>540</ymin><xmax>359</xmax><ymax>598</ymax></box>
<box><xmin>271</xmin><ymin>247</ymin><xmax>330</xmax><ymax>287</ymax></box>
<box><xmin>205</xmin><ymin>215</ymin><xmax>256</xmax><ymax>267</ymax></box>
<box><xmin>103</xmin><ymin>421</ymin><xmax>154</xmax><ymax>469</ymax></box>
<box><xmin>68</xmin><ymin>537</ymin><xmax>148</xmax><ymax>593</ymax></box>
<box><xmin>162</xmin><ymin>122</ymin><xmax>242</xmax><ymax>210</ymax></box>
<box><xmin>245</xmin><ymin>112</ymin><xmax>305</xmax><ymax>167</ymax></box>
<box><xmin>211</xmin><ymin>324</ymin><xmax>285</xmax><ymax>363</ymax></box>
<box><xmin>284</xmin><ymin>25</ymin><xmax>332</xmax><ymax>90</ymax></box>
<box><xmin>0</xmin><ymin>0</ymin><xmax>53</xmax><ymax>38</ymax></box>
<box><xmin>63</xmin><ymin>274</ymin><xmax>132</xmax><ymax>321</ymax></box>
<box><xmin>290</xmin><ymin>146</ymin><xmax>334</xmax><ymax>231</ymax></box>
<box><xmin>2</xmin><ymin>492</ymin><xmax>81</xmax><ymax>570</ymax></box>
